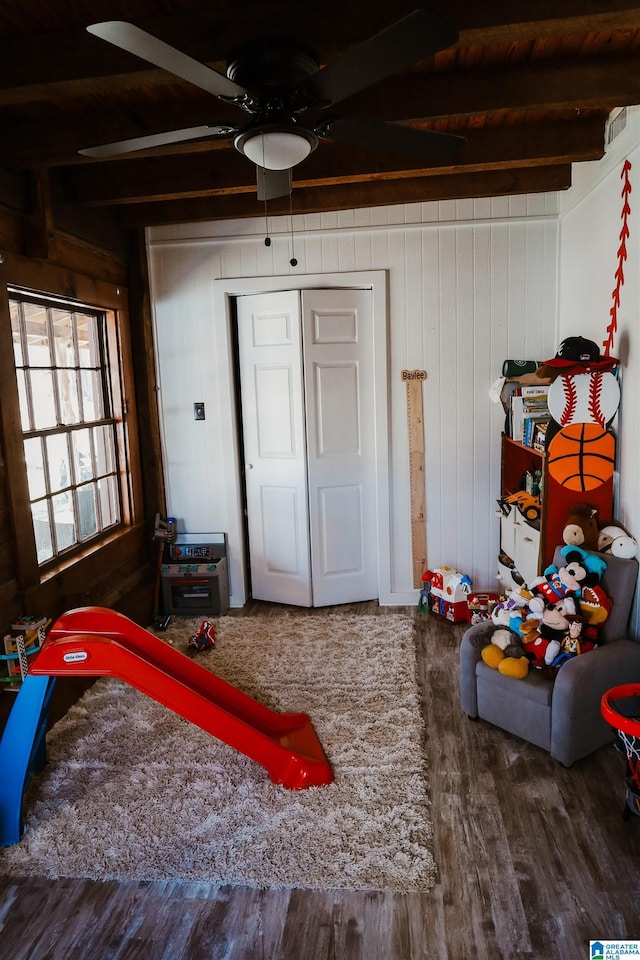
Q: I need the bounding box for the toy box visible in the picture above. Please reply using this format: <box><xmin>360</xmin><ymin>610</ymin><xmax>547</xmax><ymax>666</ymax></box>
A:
<box><xmin>424</xmin><ymin>566</ymin><xmax>473</xmax><ymax>623</ymax></box>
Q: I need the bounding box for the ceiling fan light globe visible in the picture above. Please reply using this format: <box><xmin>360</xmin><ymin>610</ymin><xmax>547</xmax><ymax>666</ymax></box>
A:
<box><xmin>239</xmin><ymin>131</ymin><xmax>314</xmax><ymax>170</ymax></box>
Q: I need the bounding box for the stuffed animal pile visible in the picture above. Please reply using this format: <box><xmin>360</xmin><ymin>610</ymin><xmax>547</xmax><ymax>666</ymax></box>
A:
<box><xmin>561</xmin><ymin>501</ymin><xmax>637</xmax><ymax>559</ymax></box>
<box><xmin>471</xmin><ymin>544</ymin><xmax>613</xmax><ymax>680</ymax></box>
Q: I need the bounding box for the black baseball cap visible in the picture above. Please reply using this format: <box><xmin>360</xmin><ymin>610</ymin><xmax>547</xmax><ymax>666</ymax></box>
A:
<box><xmin>542</xmin><ymin>336</ymin><xmax>618</xmax><ymax>371</ymax></box>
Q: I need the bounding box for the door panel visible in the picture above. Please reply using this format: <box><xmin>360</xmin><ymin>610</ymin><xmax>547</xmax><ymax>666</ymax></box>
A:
<box><xmin>261</xmin><ymin>486</ymin><xmax>306</xmax><ymax>575</ymax></box>
<box><xmin>236</xmin><ymin>291</ymin><xmax>311</xmax><ymax>606</ymax></box>
<box><xmin>314</xmin><ymin>362</ymin><xmax>360</xmax><ymax>455</ymax></box>
<box><xmin>254</xmin><ymin>365</ymin><xmax>297</xmax><ymax>458</ymax></box>
<box><xmin>237</xmin><ymin>286</ymin><xmax>378</xmax><ymax>607</ymax></box>
<box><xmin>302</xmin><ymin>289</ymin><xmax>378</xmax><ymax>605</ymax></box>
<box><xmin>317</xmin><ymin>483</ymin><xmax>365</xmax><ymax>575</ymax></box>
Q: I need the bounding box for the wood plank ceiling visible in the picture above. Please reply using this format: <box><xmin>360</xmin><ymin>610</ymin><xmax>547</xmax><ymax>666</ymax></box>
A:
<box><xmin>2</xmin><ymin>1</ymin><xmax>640</xmax><ymax>226</ymax></box>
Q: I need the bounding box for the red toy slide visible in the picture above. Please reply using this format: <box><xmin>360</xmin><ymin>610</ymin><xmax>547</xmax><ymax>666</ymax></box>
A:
<box><xmin>31</xmin><ymin>607</ymin><xmax>333</xmax><ymax>790</ymax></box>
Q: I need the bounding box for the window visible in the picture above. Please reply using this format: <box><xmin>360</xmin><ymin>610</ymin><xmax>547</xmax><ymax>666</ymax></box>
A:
<box><xmin>9</xmin><ymin>290</ymin><xmax>123</xmax><ymax>566</ymax></box>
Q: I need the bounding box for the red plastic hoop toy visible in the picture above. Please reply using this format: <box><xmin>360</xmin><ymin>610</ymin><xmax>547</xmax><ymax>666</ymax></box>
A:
<box><xmin>601</xmin><ymin>684</ymin><xmax>640</xmax><ymax>738</ymax></box>
<box><xmin>601</xmin><ymin>683</ymin><xmax>640</xmax><ymax>811</ymax></box>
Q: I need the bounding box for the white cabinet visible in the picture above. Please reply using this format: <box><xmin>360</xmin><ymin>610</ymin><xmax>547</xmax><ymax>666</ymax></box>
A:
<box><xmin>500</xmin><ymin>507</ymin><xmax>541</xmax><ymax>587</ymax></box>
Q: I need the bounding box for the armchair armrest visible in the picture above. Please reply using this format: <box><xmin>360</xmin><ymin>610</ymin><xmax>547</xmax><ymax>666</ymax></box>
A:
<box><xmin>459</xmin><ymin>622</ymin><xmax>489</xmax><ymax>717</ymax></box>
<box><xmin>552</xmin><ymin>639</ymin><xmax>640</xmax><ymax>718</ymax></box>
<box><xmin>550</xmin><ymin>639</ymin><xmax>640</xmax><ymax>765</ymax></box>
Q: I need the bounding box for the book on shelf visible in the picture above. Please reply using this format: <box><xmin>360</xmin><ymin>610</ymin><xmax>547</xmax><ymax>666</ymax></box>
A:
<box><xmin>523</xmin><ymin>414</ymin><xmax>551</xmax><ymax>450</ymax></box>
<box><xmin>510</xmin><ymin>395</ymin><xmax>525</xmax><ymax>441</ymax></box>
<box><xmin>533</xmin><ymin>419</ymin><xmax>549</xmax><ymax>452</ymax></box>
<box><xmin>508</xmin><ymin>384</ymin><xmax>550</xmax><ymax>446</ymax></box>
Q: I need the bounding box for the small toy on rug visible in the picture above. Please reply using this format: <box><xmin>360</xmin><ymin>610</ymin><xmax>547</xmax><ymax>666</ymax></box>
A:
<box><xmin>188</xmin><ymin>619</ymin><xmax>216</xmax><ymax>654</ymax></box>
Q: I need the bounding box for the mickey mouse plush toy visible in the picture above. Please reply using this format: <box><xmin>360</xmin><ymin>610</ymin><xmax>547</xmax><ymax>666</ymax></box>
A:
<box><xmin>523</xmin><ymin>545</ymin><xmax>609</xmax><ymax>668</ymax></box>
<box><xmin>520</xmin><ymin>594</ymin><xmax>579</xmax><ymax>667</ymax></box>
<box><xmin>529</xmin><ymin>545</ymin><xmax>607</xmax><ymax>606</ymax></box>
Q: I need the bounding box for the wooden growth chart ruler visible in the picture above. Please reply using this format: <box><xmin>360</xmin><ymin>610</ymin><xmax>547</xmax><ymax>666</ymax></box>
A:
<box><xmin>402</xmin><ymin>369</ymin><xmax>427</xmax><ymax>588</ymax></box>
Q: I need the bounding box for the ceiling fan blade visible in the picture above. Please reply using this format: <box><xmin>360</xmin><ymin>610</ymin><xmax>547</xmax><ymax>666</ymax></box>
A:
<box><xmin>87</xmin><ymin>21</ymin><xmax>247</xmax><ymax>99</ymax></box>
<box><xmin>320</xmin><ymin>117</ymin><xmax>465</xmax><ymax>163</ymax></box>
<box><xmin>257</xmin><ymin>167</ymin><xmax>292</xmax><ymax>201</ymax></box>
<box><xmin>302</xmin><ymin>9</ymin><xmax>458</xmax><ymax>107</ymax></box>
<box><xmin>79</xmin><ymin>124</ymin><xmax>236</xmax><ymax>158</ymax></box>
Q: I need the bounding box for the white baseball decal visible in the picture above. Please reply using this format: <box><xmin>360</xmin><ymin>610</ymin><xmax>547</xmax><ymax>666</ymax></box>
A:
<box><xmin>548</xmin><ymin>372</ymin><xmax>620</xmax><ymax>427</ymax></box>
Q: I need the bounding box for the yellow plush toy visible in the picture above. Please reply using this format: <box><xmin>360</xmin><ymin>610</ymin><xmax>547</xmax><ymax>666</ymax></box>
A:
<box><xmin>480</xmin><ymin>627</ymin><xmax>529</xmax><ymax>678</ymax></box>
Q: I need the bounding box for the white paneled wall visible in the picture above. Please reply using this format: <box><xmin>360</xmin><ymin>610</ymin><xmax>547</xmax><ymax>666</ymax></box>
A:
<box><xmin>559</xmin><ymin>106</ymin><xmax>640</xmax><ymax>635</ymax></box>
<box><xmin>148</xmin><ymin>195</ymin><xmax>559</xmax><ymax>606</ymax></box>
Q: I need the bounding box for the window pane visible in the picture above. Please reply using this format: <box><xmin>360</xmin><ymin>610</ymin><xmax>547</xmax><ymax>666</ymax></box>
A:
<box><xmin>76</xmin><ymin>313</ymin><xmax>101</xmax><ymax>368</ymax></box>
<box><xmin>52</xmin><ymin>491</ymin><xmax>76</xmax><ymax>551</ymax></box>
<box><xmin>94</xmin><ymin>424</ymin><xmax>116</xmax><ymax>476</ymax></box>
<box><xmin>24</xmin><ymin>437</ymin><xmax>46</xmax><ymax>500</ymax></box>
<box><xmin>10</xmin><ymin>301</ymin><xmax>23</xmax><ymax>366</ymax></box>
<box><xmin>11</xmin><ymin>292</ymin><xmax>124</xmax><ymax>567</ymax></box>
<box><xmin>22</xmin><ymin>303</ymin><xmax>51</xmax><ymax>367</ymax></box>
<box><xmin>98</xmin><ymin>475</ymin><xmax>121</xmax><ymax>527</ymax></box>
<box><xmin>46</xmin><ymin>433</ymin><xmax>71</xmax><ymax>493</ymax></box>
<box><xmin>81</xmin><ymin>369</ymin><xmax>104</xmax><ymax>420</ymax></box>
<box><xmin>72</xmin><ymin>428</ymin><xmax>93</xmax><ymax>482</ymax></box>
<box><xmin>51</xmin><ymin>309</ymin><xmax>76</xmax><ymax>366</ymax></box>
<box><xmin>57</xmin><ymin>369</ymin><xmax>80</xmax><ymax>424</ymax></box>
<box><xmin>78</xmin><ymin>483</ymin><xmax>98</xmax><ymax>539</ymax></box>
<box><xmin>15</xmin><ymin>370</ymin><xmax>30</xmax><ymax>431</ymax></box>
<box><xmin>30</xmin><ymin>369</ymin><xmax>57</xmax><ymax>429</ymax></box>
<box><xmin>32</xmin><ymin>502</ymin><xmax>53</xmax><ymax>564</ymax></box>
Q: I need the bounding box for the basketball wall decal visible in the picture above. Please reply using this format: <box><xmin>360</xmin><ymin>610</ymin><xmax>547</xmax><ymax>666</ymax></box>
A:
<box><xmin>547</xmin><ymin>423</ymin><xmax>615</xmax><ymax>491</ymax></box>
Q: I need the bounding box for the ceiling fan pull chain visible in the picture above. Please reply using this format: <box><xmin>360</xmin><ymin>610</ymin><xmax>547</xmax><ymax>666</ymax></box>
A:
<box><xmin>289</xmin><ymin>191</ymin><xmax>297</xmax><ymax>267</ymax></box>
<box><xmin>262</xmin><ymin>138</ymin><xmax>272</xmax><ymax>247</ymax></box>
<box><xmin>264</xmin><ymin>195</ymin><xmax>271</xmax><ymax>247</ymax></box>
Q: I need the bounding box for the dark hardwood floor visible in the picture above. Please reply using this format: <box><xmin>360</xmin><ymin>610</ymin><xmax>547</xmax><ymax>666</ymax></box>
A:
<box><xmin>1</xmin><ymin>602</ymin><xmax>639</xmax><ymax>959</ymax></box>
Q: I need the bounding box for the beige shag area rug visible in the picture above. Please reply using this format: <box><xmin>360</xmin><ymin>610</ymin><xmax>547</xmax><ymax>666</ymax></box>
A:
<box><xmin>0</xmin><ymin>612</ymin><xmax>435</xmax><ymax>891</ymax></box>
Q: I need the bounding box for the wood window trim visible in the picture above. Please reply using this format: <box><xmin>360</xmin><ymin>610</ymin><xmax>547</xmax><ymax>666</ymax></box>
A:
<box><xmin>0</xmin><ymin>250</ymin><xmax>144</xmax><ymax>592</ymax></box>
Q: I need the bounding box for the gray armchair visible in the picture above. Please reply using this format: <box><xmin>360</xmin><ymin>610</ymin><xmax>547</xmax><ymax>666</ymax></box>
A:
<box><xmin>460</xmin><ymin>546</ymin><xmax>640</xmax><ymax>766</ymax></box>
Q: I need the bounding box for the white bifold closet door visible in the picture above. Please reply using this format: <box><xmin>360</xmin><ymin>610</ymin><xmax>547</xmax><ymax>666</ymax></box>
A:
<box><xmin>236</xmin><ymin>287</ymin><xmax>378</xmax><ymax>607</ymax></box>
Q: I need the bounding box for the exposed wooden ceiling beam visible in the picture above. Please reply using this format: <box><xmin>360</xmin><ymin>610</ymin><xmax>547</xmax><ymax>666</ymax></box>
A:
<box><xmin>455</xmin><ymin>0</ymin><xmax>640</xmax><ymax>42</ymax></box>
<box><xmin>0</xmin><ymin>2</ymin><xmax>638</xmax><ymax>105</ymax></box>
<box><xmin>348</xmin><ymin>53</ymin><xmax>640</xmax><ymax>122</ymax></box>
<box><xmin>0</xmin><ymin>1</ymin><xmax>637</xmax><ymax>228</ymax></box>
<box><xmin>64</xmin><ymin>118</ymin><xmax>605</xmax><ymax>206</ymax></box>
<box><xmin>118</xmin><ymin>165</ymin><xmax>573</xmax><ymax>226</ymax></box>
<box><xmin>3</xmin><ymin>50</ymin><xmax>628</xmax><ymax>170</ymax></box>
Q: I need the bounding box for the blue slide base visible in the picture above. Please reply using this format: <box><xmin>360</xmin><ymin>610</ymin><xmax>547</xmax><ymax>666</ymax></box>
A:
<box><xmin>0</xmin><ymin>674</ymin><xmax>56</xmax><ymax>846</ymax></box>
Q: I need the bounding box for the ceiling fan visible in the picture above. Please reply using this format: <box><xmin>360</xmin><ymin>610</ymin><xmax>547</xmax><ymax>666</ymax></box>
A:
<box><xmin>80</xmin><ymin>8</ymin><xmax>465</xmax><ymax>201</ymax></box>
